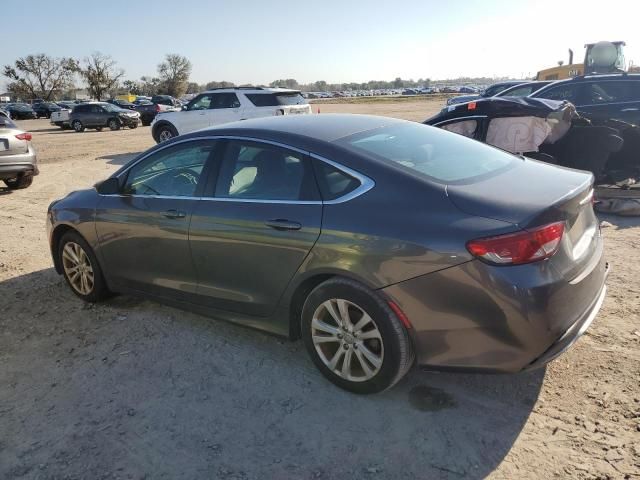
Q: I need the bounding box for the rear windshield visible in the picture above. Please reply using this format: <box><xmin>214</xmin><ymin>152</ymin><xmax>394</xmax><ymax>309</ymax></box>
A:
<box><xmin>339</xmin><ymin>123</ymin><xmax>517</xmax><ymax>183</ymax></box>
<box><xmin>0</xmin><ymin>117</ymin><xmax>17</xmax><ymax>128</ymax></box>
<box><xmin>245</xmin><ymin>93</ymin><xmax>306</xmax><ymax>107</ymax></box>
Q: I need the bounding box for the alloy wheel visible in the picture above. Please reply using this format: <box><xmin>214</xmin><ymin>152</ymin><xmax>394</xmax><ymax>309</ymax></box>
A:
<box><xmin>61</xmin><ymin>241</ymin><xmax>94</xmax><ymax>296</ymax></box>
<box><xmin>158</xmin><ymin>129</ymin><xmax>173</xmax><ymax>142</ymax></box>
<box><xmin>311</xmin><ymin>299</ymin><xmax>384</xmax><ymax>382</ymax></box>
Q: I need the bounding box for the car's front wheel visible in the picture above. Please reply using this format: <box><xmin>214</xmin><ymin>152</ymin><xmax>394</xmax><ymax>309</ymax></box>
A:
<box><xmin>156</xmin><ymin>124</ymin><xmax>177</xmax><ymax>143</ymax></box>
<box><xmin>301</xmin><ymin>278</ymin><xmax>414</xmax><ymax>394</ymax></box>
<box><xmin>58</xmin><ymin>231</ymin><xmax>111</xmax><ymax>302</ymax></box>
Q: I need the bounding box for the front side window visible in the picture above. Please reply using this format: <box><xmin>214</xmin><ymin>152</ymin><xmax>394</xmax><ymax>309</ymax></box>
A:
<box><xmin>340</xmin><ymin>122</ymin><xmax>516</xmax><ymax>183</ymax></box>
<box><xmin>187</xmin><ymin>94</ymin><xmax>213</xmax><ymax>110</ymax></box>
<box><xmin>215</xmin><ymin>141</ymin><xmax>317</xmax><ymax>201</ymax></box>
<box><xmin>535</xmin><ymin>84</ymin><xmax>581</xmax><ymax>103</ymax></box>
<box><xmin>123</xmin><ymin>141</ymin><xmax>214</xmax><ymax>197</ymax></box>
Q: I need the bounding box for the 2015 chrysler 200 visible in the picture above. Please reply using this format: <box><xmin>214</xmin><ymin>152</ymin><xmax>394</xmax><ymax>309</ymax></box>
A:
<box><xmin>46</xmin><ymin>114</ymin><xmax>608</xmax><ymax>394</ymax></box>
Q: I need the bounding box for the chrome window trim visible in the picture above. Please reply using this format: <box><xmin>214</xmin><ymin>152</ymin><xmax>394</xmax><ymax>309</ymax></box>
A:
<box><xmin>431</xmin><ymin>115</ymin><xmax>487</xmax><ymax>128</ymax></box>
<box><xmin>108</xmin><ymin>135</ymin><xmax>375</xmax><ymax>205</ymax></box>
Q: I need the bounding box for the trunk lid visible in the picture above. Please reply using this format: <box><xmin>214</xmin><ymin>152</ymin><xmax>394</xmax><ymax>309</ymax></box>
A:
<box><xmin>448</xmin><ymin>158</ymin><xmax>600</xmax><ymax>281</ymax></box>
<box><xmin>0</xmin><ymin>128</ymin><xmax>28</xmax><ymax>157</ymax></box>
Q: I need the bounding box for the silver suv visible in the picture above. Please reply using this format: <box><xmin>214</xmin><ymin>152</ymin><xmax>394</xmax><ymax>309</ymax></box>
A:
<box><xmin>0</xmin><ymin>116</ymin><xmax>37</xmax><ymax>189</ymax></box>
<box><xmin>151</xmin><ymin>87</ymin><xmax>312</xmax><ymax>143</ymax></box>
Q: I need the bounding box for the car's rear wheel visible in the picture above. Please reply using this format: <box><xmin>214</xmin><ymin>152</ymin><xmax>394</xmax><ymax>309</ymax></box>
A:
<box><xmin>301</xmin><ymin>278</ymin><xmax>414</xmax><ymax>394</ymax></box>
<box><xmin>95</xmin><ymin>127</ymin><xmax>103</xmax><ymax>132</ymax></box>
<box><xmin>141</xmin><ymin>118</ymin><xmax>151</xmax><ymax>127</ymax></box>
<box><xmin>72</xmin><ymin>120</ymin><xmax>84</xmax><ymax>132</ymax></box>
<box><xmin>4</xmin><ymin>174</ymin><xmax>33</xmax><ymax>190</ymax></box>
<box><xmin>58</xmin><ymin>231</ymin><xmax>111</xmax><ymax>302</ymax></box>
<box><xmin>156</xmin><ymin>124</ymin><xmax>177</xmax><ymax>143</ymax></box>
<box><xmin>108</xmin><ymin>118</ymin><xmax>121</xmax><ymax>131</ymax></box>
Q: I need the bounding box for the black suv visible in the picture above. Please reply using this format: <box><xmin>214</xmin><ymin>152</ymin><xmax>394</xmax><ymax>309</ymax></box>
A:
<box><xmin>69</xmin><ymin>102</ymin><xmax>140</xmax><ymax>132</ymax></box>
<box><xmin>530</xmin><ymin>74</ymin><xmax>640</xmax><ymax>125</ymax></box>
<box><xmin>33</xmin><ymin>102</ymin><xmax>61</xmax><ymax>118</ymax></box>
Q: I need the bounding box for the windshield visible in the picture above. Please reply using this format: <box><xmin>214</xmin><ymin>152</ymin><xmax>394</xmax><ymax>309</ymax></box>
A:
<box><xmin>340</xmin><ymin>122</ymin><xmax>517</xmax><ymax>183</ymax></box>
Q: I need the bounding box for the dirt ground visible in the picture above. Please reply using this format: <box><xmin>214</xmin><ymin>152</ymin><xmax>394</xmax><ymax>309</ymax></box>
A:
<box><xmin>1</xmin><ymin>99</ymin><xmax>639</xmax><ymax>480</ymax></box>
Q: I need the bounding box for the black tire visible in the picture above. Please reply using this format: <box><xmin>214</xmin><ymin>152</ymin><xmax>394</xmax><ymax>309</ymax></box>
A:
<box><xmin>141</xmin><ymin>119</ymin><xmax>151</xmax><ymax>127</ymax></box>
<box><xmin>72</xmin><ymin>120</ymin><xmax>84</xmax><ymax>132</ymax></box>
<box><xmin>301</xmin><ymin>278</ymin><xmax>414</xmax><ymax>394</ymax></box>
<box><xmin>108</xmin><ymin>118</ymin><xmax>121</xmax><ymax>131</ymax></box>
<box><xmin>4</xmin><ymin>174</ymin><xmax>33</xmax><ymax>190</ymax></box>
<box><xmin>154</xmin><ymin>123</ymin><xmax>177</xmax><ymax>143</ymax></box>
<box><xmin>129</xmin><ymin>122</ymin><xmax>138</xmax><ymax>129</ymax></box>
<box><xmin>57</xmin><ymin>231</ymin><xmax>111</xmax><ymax>303</ymax></box>
<box><xmin>96</xmin><ymin>127</ymin><xmax>103</xmax><ymax>132</ymax></box>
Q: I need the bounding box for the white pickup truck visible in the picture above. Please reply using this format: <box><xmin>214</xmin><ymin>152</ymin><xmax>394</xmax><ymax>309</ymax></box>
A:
<box><xmin>50</xmin><ymin>107</ymin><xmax>73</xmax><ymax>129</ymax></box>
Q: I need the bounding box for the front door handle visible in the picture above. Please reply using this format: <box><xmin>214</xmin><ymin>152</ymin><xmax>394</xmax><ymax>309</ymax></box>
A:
<box><xmin>621</xmin><ymin>108</ymin><xmax>639</xmax><ymax>112</ymax></box>
<box><xmin>163</xmin><ymin>209</ymin><xmax>186</xmax><ymax>219</ymax></box>
<box><xmin>265</xmin><ymin>219</ymin><xmax>302</xmax><ymax>231</ymax></box>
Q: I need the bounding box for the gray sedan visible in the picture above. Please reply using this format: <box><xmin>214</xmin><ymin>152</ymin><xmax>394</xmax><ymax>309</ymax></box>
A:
<box><xmin>46</xmin><ymin>114</ymin><xmax>608</xmax><ymax>393</ymax></box>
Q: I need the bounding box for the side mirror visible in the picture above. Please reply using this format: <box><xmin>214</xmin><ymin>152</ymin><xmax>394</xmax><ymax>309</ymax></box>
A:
<box><xmin>95</xmin><ymin>177</ymin><xmax>120</xmax><ymax>195</ymax></box>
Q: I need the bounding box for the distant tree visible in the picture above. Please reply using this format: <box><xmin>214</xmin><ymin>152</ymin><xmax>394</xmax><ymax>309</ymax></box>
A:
<box><xmin>78</xmin><ymin>52</ymin><xmax>124</xmax><ymax>100</ymax></box>
<box><xmin>393</xmin><ymin>77</ymin><xmax>404</xmax><ymax>88</ymax></box>
<box><xmin>204</xmin><ymin>80</ymin><xmax>236</xmax><ymax>90</ymax></box>
<box><xmin>270</xmin><ymin>78</ymin><xmax>299</xmax><ymax>89</ymax></box>
<box><xmin>314</xmin><ymin>80</ymin><xmax>328</xmax><ymax>91</ymax></box>
<box><xmin>186</xmin><ymin>82</ymin><xmax>201</xmax><ymax>94</ymax></box>
<box><xmin>122</xmin><ymin>79</ymin><xmax>141</xmax><ymax>95</ymax></box>
<box><xmin>3</xmin><ymin>54</ymin><xmax>78</xmax><ymax>101</ymax></box>
<box><xmin>139</xmin><ymin>76</ymin><xmax>162</xmax><ymax>96</ymax></box>
<box><xmin>157</xmin><ymin>54</ymin><xmax>192</xmax><ymax>97</ymax></box>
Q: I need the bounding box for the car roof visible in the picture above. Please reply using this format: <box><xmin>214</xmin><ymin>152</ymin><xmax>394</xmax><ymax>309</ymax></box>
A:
<box><xmin>202</xmin><ymin>87</ymin><xmax>300</xmax><ymax>94</ymax></box>
<box><xmin>192</xmin><ymin>114</ymin><xmax>407</xmax><ymax>143</ymax></box>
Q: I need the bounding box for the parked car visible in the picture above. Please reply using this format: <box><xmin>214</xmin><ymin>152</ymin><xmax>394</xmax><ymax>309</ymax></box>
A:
<box><xmin>0</xmin><ymin>107</ymin><xmax>10</xmax><ymax>119</ymax></box>
<box><xmin>150</xmin><ymin>87</ymin><xmax>312</xmax><ymax>143</ymax></box>
<box><xmin>529</xmin><ymin>73</ymin><xmax>640</xmax><ymax>126</ymax></box>
<box><xmin>495</xmin><ymin>81</ymin><xmax>553</xmax><ymax>97</ymax></box>
<box><xmin>0</xmin><ymin>115</ymin><xmax>38</xmax><ymax>189</ymax></box>
<box><xmin>106</xmin><ymin>99</ymin><xmax>137</xmax><ymax>110</ymax></box>
<box><xmin>134</xmin><ymin>100</ymin><xmax>180</xmax><ymax>127</ymax></box>
<box><xmin>446</xmin><ymin>81</ymin><xmax>527</xmax><ymax>106</ymax></box>
<box><xmin>69</xmin><ymin>102</ymin><xmax>140</xmax><ymax>132</ymax></box>
<box><xmin>151</xmin><ymin>95</ymin><xmax>182</xmax><ymax>108</ymax></box>
<box><xmin>33</xmin><ymin>102</ymin><xmax>62</xmax><ymax>119</ymax></box>
<box><xmin>4</xmin><ymin>103</ymin><xmax>37</xmax><ymax>120</ymax></box>
<box><xmin>47</xmin><ymin>114</ymin><xmax>607</xmax><ymax>394</ymax></box>
<box><xmin>57</xmin><ymin>101</ymin><xmax>77</xmax><ymax>110</ymax></box>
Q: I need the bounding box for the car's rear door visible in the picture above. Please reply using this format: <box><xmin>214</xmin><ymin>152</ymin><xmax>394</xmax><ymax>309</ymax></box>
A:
<box><xmin>579</xmin><ymin>80</ymin><xmax>640</xmax><ymax>125</ymax></box>
<box><xmin>189</xmin><ymin>138</ymin><xmax>322</xmax><ymax>317</ymax></box>
<box><xmin>207</xmin><ymin>93</ymin><xmax>243</xmax><ymax>126</ymax></box>
<box><xmin>95</xmin><ymin>139</ymin><xmax>217</xmax><ymax>300</ymax></box>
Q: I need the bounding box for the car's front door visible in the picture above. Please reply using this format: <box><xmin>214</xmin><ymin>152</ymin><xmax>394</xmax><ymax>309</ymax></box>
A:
<box><xmin>579</xmin><ymin>80</ymin><xmax>640</xmax><ymax>125</ymax></box>
<box><xmin>95</xmin><ymin>139</ymin><xmax>217</xmax><ymax>299</ymax></box>
<box><xmin>179</xmin><ymin>93</ymin><xmax>215</xmax><ymax>134</ymax></box>
<box><xmin>189</xmin><ymin>139</ymin><xmax>322</xmax><ymax>318</ymax></box>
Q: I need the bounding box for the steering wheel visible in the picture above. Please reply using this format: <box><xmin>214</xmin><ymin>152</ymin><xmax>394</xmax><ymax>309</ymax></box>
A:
<box><xmin>167</xmin><ymin>168</ymin><xmax>199</xmax><ymax>195</ymax></box>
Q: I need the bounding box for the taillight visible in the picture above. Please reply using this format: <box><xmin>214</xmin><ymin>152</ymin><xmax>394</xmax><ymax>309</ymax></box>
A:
<box><xmin>466</xmin><ymin>222</ymin><xmax>565</xmax><ymax>265</ymax></box>
<box><xmin>15</xmin><ymin>133</ymin><xmax>32</xmax><ymax>141</ymax></box>
<box><xmin>155</xmin><ymin>104</ymin><xmax>161</xmax><ymax>112</ymax></box>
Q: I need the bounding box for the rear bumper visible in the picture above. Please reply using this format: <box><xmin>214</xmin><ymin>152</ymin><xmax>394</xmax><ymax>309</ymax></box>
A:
<box><xmin>382</xmin><ymin>243</ymin><xmax>608</xmax><ymax>373</ymax></box>
<box><xmin>0</xmin><ymin>149</ymin><xmax>38</xmax><ymax>180</ymax></box>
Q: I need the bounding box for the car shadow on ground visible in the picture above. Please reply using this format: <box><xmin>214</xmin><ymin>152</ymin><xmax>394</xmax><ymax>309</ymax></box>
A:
<box><xmin>97</xmin><ymin>152</ymin><xmax>143</xmax><ymax>165</ymax></box>
<box><xmin>0</xmin><ymin>268</ymin><xmax>544</xmax><ymax>480</ymax></box>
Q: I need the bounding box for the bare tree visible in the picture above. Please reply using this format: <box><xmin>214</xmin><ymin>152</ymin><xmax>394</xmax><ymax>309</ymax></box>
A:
<box><xmin>157</xmin><ymin>54</ymin><xmax>192</xmax><ymax>97</ymax></box>
<box><xmin>3</xmin><ymin>54</ymin><xmax>78</xmax><ymax>101</ymax></box>
<box><xmin>79</xmin><ymin>52</ymin><xmax>124</xmax><ymax>101</ymax></box>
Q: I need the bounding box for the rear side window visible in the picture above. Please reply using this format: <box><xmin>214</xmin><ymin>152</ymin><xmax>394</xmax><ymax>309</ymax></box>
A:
<box><xmin>245</xmin><ymin>93</ymin><xmax>306</xmax><ymax>107</ymax></box>
<box><xmin>215</xmin><ymin>141</ymin><xmax>318</xmax><ymax>201</ymax></box>
<box><xmin>585</xmin><ymin>81</ymin><xmax>639</xmax><ymax>104</ymax></box>
<box><xmin>313</xmin><ymin>162</ymin><xmax>360</xmax><ymax>200</ymax></box>
<box><xmin>74</xmin><ymin>105</ymin><xmax>89</xmax><ymax>113</ymax></box>
<box><xmin>340</xmin><ymin>123</ymin><xmax>516</xmax><ymax>183</ymax></box>
<box><xmin>210</xmin><ymin>93</ymin><xmax>241</xmax><ymax>109</ymax></box>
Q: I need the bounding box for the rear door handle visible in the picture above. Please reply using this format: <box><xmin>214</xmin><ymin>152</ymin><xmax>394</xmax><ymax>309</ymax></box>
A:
<box><xmin>265</xmin><ymin>219</ymin><xmax>302</xmax><ymax>231</ymax></box>
<box><xmin>163</xmin><ymin>209</ymin><xmax>186</xmax><ymax>219</ymax></box>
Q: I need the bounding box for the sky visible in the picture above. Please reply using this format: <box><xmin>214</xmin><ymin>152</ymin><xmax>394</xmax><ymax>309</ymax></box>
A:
<box><xmin>2</xmin><ymin>0</ymin><xmax>638</xmax><ymax>89</ymax></box>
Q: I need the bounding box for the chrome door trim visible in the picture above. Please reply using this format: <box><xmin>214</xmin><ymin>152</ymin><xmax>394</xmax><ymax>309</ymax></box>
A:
<box><xmin>107</xmin><ymin>135</ymin><xmax>375</xmax><ymax>205</ymax></box>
